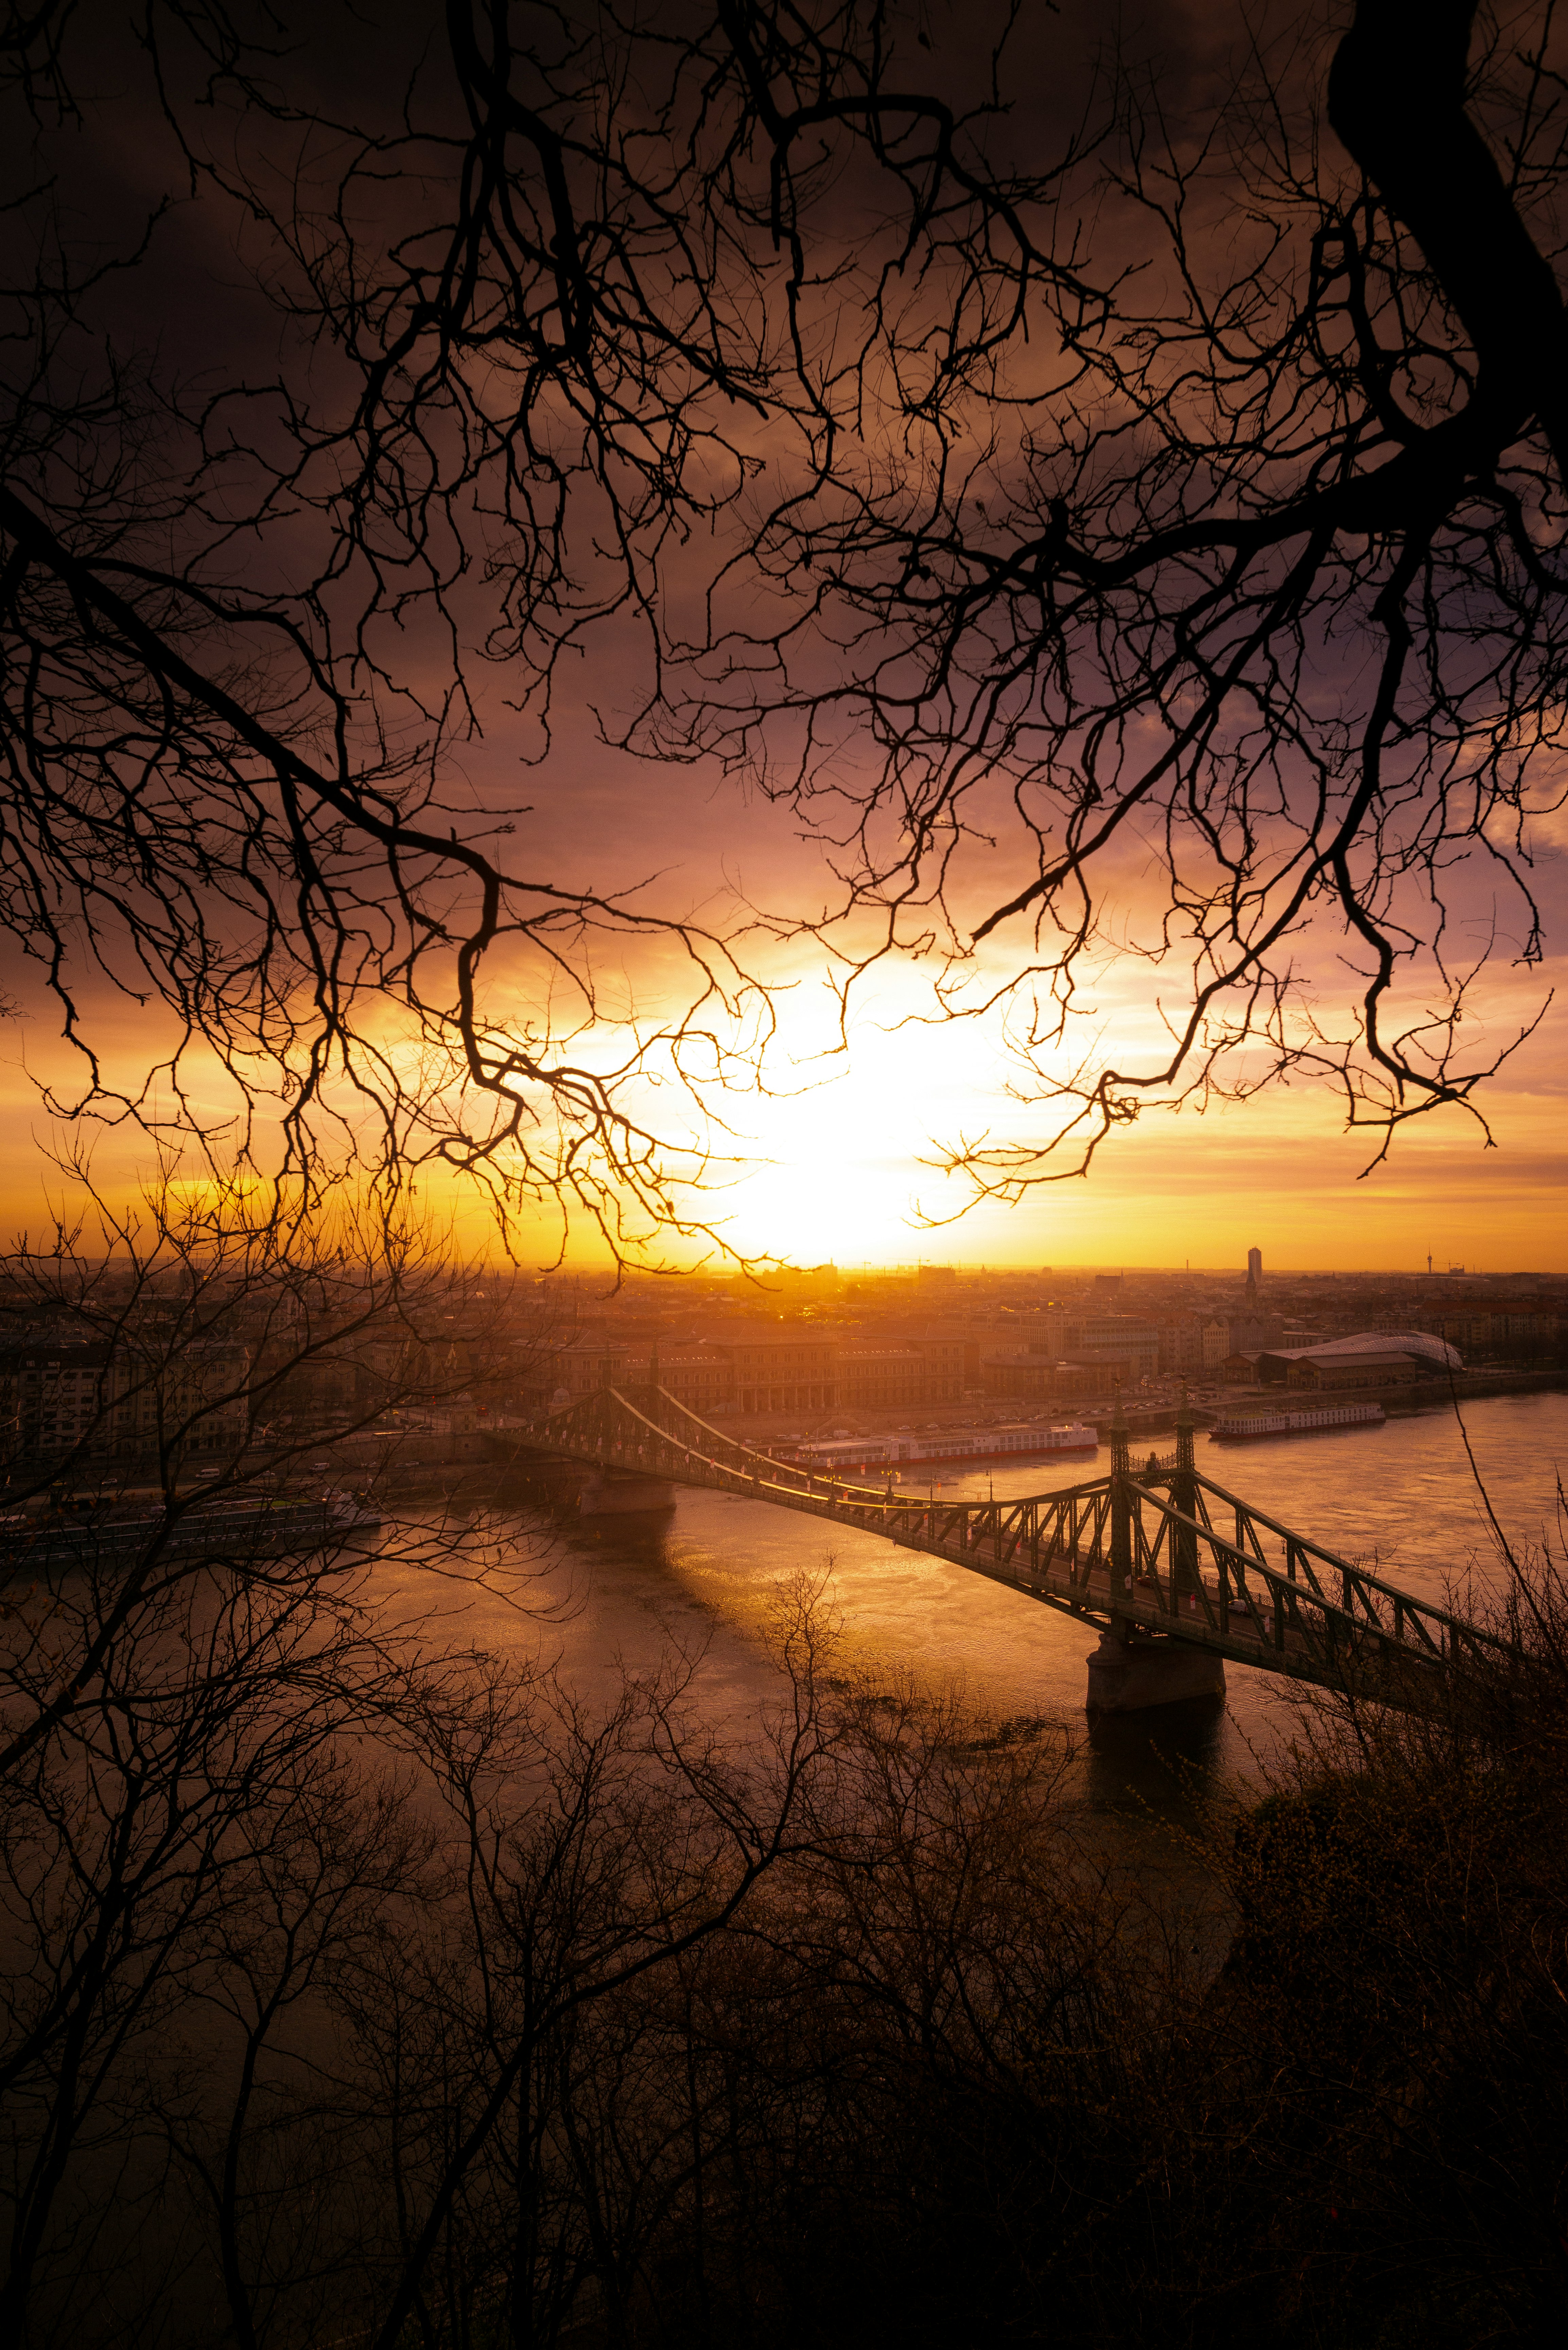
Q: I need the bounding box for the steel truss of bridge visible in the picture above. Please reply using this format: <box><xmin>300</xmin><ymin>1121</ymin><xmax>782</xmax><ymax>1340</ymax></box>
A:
<box><xmin>517</xmin><ymin>1384</ymin><xmax>1507</xmax><ymax>1701</ymax></box>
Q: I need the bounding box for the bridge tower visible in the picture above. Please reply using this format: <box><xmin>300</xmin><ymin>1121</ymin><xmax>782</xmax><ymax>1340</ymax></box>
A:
<box><xmin>1107</xmin><ymin>1390</ymin><xmax>1132</xmax><ymax>1612</ymax></box>
<box><xmin>579</xmin><ymin>1343</ymin><xmax>677</xmax><ymax>1517</ymax></box>
<box><xmin>1172</xmin><ymin>1385</ymin><xmax>1200</xmax><ymax>1601</ymax></box>
<box><xmin>1085</xmin><ymin>1387</ymin><xmax>1226</xmax><ymax>1716</ymax></box>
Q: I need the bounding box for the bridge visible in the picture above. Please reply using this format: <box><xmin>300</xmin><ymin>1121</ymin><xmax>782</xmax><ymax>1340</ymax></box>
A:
<box><xmin>515</xmin><ymin>1384</ymin><xmax>1507</xmax><ymax>1712</ymax></box>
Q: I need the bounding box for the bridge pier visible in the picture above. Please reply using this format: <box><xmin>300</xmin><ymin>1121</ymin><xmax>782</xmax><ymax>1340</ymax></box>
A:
<box><xmin>1086</xmin><ymin>1628</ymin><xmax>1226</xmax><ymax>1714</ymax></box>
<box><xmin>578</xmin><ymin>1470</ymin><xmax>677</xmax><ymax>1517</ymax></box>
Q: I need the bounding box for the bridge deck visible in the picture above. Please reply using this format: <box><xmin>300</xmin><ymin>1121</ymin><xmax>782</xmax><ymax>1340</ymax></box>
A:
<box><xmin>517</xmin><ymin>1386</ymin><xmax>1507</xmax><ymax>1701</ymax></box>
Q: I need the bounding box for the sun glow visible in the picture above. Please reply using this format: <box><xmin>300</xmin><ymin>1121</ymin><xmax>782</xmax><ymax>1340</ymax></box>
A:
<box><xmin>717</xmin><ymin>1011</ymin><xmax>996</xmax><ymax>1265</ymax></box>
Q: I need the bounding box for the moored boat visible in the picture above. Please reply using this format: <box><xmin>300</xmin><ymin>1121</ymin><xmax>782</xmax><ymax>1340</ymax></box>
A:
<box><xmin>789</xmin><ymin>1421</ymin><xmax>1098</xmax><ymax>1474</ymax></box>
<box><xmin>1210</xmin><ymin>1400</ymin><xmax>1386</xmax><ymax>1443</ymax></box>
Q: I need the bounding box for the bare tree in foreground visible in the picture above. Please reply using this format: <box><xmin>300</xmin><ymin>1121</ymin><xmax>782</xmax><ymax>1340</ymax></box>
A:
<box><xmin>634</xmin><ymin>0</ymin><xmax>1568</xmax><ymax>1187</ymax></box>
<box><xmin>0</xmin><ymin>1175</ymin><xmax>839</xmax><ymax>2343</ymax></box>
<box><xmin>0</xmin><ymin>0</ymin><xmax>1093</xmax><ymax>1259</ymax></box>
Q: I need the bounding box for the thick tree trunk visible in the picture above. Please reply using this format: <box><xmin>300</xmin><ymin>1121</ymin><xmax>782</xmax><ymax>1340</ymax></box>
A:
<box><xmin>1328</xmin><ymin>0</ymin><xmax>1568</xmax><ymax>477</ymax></box>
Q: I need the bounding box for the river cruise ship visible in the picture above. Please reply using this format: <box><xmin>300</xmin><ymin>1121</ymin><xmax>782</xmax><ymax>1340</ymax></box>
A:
<box><xmin>789</xmin><ymin>1422</ymin><xmax>1098</xmax><ymax>1474</ymax></box>
<box><xmin>0</xmin><ymin>1489</ymin><xmax>382</xmax><ymax>1578</ymax></box>
<box><xmin>1210</xmin><ymin>1400</ymin><xmax>1385</xmax><ymax>1444</ymax></box>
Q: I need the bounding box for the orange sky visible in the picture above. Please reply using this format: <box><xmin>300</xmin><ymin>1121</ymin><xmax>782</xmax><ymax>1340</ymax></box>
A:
<box><xmin>1</xmin><ymin>0</ymin><xmax>1562</xmax><ymax>1278</ymax></box>
<box><xmin>1</xmin><ymin>598</ymin><xmax>1563</xmax><ymax>1274</ymax></box>
<box><xmin>1</xmin><ymin>581</ymin><xmax>1561</xmax><ymax>1274</ymax></box>
<box><xmin>3</xmin><ymin>857</ymin><xmax>1561</xmax><ymax>1273</ymax></box>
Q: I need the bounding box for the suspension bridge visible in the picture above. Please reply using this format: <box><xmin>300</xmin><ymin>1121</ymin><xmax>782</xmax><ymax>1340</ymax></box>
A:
<box><xmin>515</xmin><ymin>1383</ymin><xmax>1506</xmax><ymax>1711</ymax></box>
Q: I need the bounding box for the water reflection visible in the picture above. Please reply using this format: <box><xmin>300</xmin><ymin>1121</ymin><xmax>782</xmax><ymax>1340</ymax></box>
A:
<box><xmin>573</xmin><ymin>1507</ymin><xmax>679</xmax><ymax>1559</ymax></box>
<box><xmin>1083</xmin><ymin>1696</ymin><xmax>1229</xmax><ymax>1826</ymax></box>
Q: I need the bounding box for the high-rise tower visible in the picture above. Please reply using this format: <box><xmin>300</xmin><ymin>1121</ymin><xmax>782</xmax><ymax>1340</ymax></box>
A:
<box><xmin>1247</xmin><ymin>1246</ymin><xmax>1262</xmax><ymax>1288</ymax></box>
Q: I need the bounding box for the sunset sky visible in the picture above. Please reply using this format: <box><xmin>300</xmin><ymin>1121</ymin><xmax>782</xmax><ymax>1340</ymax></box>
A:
<box><xmin>1</xmin><ymin>0</ymin><xmax>1564</xmax><ymax>1275</ymax></box>
<box><xmin>4</xmin><ymin>691</ymin><xmax>1561</xmax><ymax>1268</ymax></box>
<box><xmin>1</xmin><ymin>570</ymin><xmax>1563</xmax><ymax>1272</ymax></box>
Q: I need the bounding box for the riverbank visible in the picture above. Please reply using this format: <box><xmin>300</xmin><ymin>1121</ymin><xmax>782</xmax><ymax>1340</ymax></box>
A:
<box><xmin>1086</xmin><ymin>1364</ymin><xmax>1568</xmax><ymax>1443</ymax></box>
<box><xmin>330</xmin><ymin>1365</ymin><xmax>1568</xmax><ymax>1489</ymax></box>
<box><xmin>568</xmin><ymin>1365</ymin><xmax>1568</xmax><ymax>1461</ymax></box>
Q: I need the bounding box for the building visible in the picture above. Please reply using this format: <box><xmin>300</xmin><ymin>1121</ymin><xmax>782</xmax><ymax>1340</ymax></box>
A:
<box><xmin>987</xmin><ymin>1312</ymin><xmax>1160</xmax><ymax>1376</ymax></box>
<box><xmin>1285</xmin><ymin>1351</ymin><xmax>1427</xmax><ymax>1393</ymax></box>
<box><xmin>836</xmin><ymin>1346</ymin><xmax>930</xmax><ymax>1411</ymax></box>
<box><xmin>981</xmin><ymin>1351</ymin><xmax>1105</xmax><ymax>1400</ymax></box>
<box><xmin>1226</xmin><ymin>1311</ymin><xmax>1286</xmax><ymax>1355</ymax></box>
<box><xmin>547</xmin><ymin>1326</ymin><xmax>955</xmax><ymax>1418</ymax></box>
<box><xmin>0</xmin><ymin>1335</ymin><xmax>251</xmax><ymax>1465</ymax></box>
<box><xmin>1201</xmin><ymin>1317</ymin><xmax>1232</xmax><ymax>1371</ymax></box>
<box><xmin>539</xmin><ymin>1340</ymin><xmax>630</xmax><ymax>1401</ymax></box>
<box><xmin>117</xmin><ymin>1337</ymin><xmax>251</xmax><ymax>1454</ymax></box>
<box><xmin>1057</xmin><ymin>1315</ymin><xmax>1161</xmax><ymax>1379</ymax></box>
<box><xmin>724</xmin><ymin>1329</ymin><xmax>837</xmax><ymax>1413</ymax></box>
<box><xmin>262</xmin><ymin>1348</ymin><xmax>360</xmax><ymax>1420</ymax></box>
<box><xmin>1415</xmin><ymin>1302</ymin><xmax>1559</xmax><ymax>1360</ymax></box>
<box><xmin>690</xmin><ymin>1324</ymin><xmax>963</xmax><ymax>1416</ymax></box>
<box><xmin>897</xmin><ymin>1331</ymin><xmax>966</xmax><ymax>1401</ymax></box>
<box><xmin>643</xmin><ymin>1349</ymin><xmax>736</xmax><ymax>1419</ymax></box>
<box><xmin>978</xmin><ymin>1310</ymin><xmax>1159</xmax><ymax>1400</ymax></box>
<box><xmin>1247</xmin><ymin>1330</ymin><xmax>1464</xmax><ymax>1392</ymax></box>
<box><xmin>1156</xmin><ymin>1314</ymin><xmax>1207</xmax><ymax>1376</ymax></box>
<box><xmin>0</xmin><ymin>1340</ymin><xmax>115</xmax><ymax>1459</ymax></box>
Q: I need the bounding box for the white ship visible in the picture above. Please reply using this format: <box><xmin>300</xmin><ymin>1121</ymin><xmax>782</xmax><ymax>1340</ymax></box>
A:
<box><xmin>1210</xmin><ymin>1400</ymin><xmax>1385</xmax><ymax>1443</ymax></box>
<box><xmin>790</xmin><ymin>1421</ymin><xmax>1098</xmax><ymax>1474</ymax></box>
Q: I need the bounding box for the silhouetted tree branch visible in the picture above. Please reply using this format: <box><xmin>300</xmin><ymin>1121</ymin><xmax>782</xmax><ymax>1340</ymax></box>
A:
<box><xmin>0</xmin><ymin>0</ymin><xmax>1083</xmax><ymax>1255</ymax></box>
<box><xmin>636</xmin><ymin>0</ymin><xmax>1568</xmax><ymax>1189</ymax></box>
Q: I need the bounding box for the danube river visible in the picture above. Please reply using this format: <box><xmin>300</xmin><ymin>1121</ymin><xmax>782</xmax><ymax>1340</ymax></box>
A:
<box><xmin>372</xmin><ymin>1389</ymin><xmax>1568</xmax><ymax>1832</ymax></box>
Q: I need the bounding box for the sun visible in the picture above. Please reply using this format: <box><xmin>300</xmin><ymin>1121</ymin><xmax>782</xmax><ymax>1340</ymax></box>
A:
<box><xmin>719</xmin><ymin>1012</ymin><xmax>985</xmax><ymax>1265</ymax></box>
